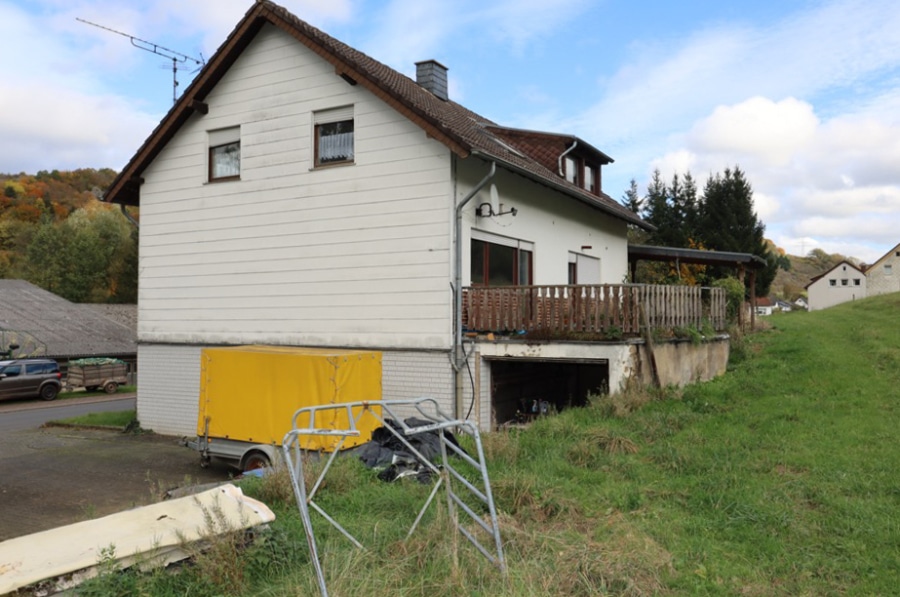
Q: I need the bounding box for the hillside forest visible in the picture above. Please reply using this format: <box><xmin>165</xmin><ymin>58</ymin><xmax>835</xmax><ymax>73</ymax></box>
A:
<box><xmin>1</xmin><ymin>168</ymin><xmax>850</xmax><ymax>306</ymax></box>
<box><xmin>1</xmin><ymin>169</ymin><xmax>138</xmax><ymax>304</ymax></box>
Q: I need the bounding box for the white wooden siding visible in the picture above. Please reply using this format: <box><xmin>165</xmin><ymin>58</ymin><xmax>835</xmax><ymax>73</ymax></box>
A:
<box><xmin>136</xmin><ymin>344</ymin><xmax>201</xmax><ymax>436</ymax></box>
<box><xmin>138</xmin><ymin>24</ymin><xmax>453</xmax><ymax>350</ymax></box>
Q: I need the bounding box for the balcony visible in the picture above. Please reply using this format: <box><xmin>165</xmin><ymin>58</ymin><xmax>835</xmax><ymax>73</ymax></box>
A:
<box><xmin>462</xmin><ymin>284</ymin><xmax>727</xmax><ymax>339</ymax></box>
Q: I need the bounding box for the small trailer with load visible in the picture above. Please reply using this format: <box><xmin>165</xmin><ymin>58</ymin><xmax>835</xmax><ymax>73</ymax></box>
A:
<box><xmin>66</xmin><ymin>358</ymin><xmax>129</xmax><ymax>394</ymax></box>
<box><xmin>184</xmin><ymin>345</ymin><xmax>382</xmax><ymax>472</ymax></box>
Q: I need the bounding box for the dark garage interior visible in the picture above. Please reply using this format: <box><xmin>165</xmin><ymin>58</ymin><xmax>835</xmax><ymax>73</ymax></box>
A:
<box><xmin>490</xmin><ymin>358</ymin><xmax>609</xmax><ymax>426</ymax></box>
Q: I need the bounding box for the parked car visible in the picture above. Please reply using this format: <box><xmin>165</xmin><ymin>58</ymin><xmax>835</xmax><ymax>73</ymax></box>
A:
<box><xmin>0</xmin><ymin>358</ymin><xmax>63</xmax><ymax>401</ymax></box>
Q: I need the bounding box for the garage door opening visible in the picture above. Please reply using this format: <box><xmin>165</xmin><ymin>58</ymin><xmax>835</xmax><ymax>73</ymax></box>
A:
<box><xmin>490</xmin><ymin>359</ymin><xmax>609</xmax><ymax>426</ymax></box>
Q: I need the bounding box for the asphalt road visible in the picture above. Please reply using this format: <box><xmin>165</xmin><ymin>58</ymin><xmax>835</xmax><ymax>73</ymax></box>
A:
<box><xmin>0</xmin><ymin>394</ymin><xmax>232</xmax><ymax>542</ymax></box>
<box><xmin>0</xmin><ymin>395</ymin><xmax>136</xmax><ymax>432</ymax></box>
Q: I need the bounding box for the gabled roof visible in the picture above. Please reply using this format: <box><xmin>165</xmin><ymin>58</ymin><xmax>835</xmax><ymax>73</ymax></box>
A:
<box><xmin>0</xmin><ymin>280</ymin><xmax>136</xmax><ymax>358</ymax></box>
<box><xmin>484</xmin><ymin>126</ymin><xmax>613</xmax><ymax>174</ymax></box>
<box><xmin>103</xmin><ymin>0</ymin><xmax>648</xmax><ymax>229</ymax></box>
<box><xmin>865</xmin><ymin>241</ymin><xmax>900</xmax><ymax>271</ymax></box>
<box><xmin>804</xmin><ymin>260</ymin><xmax>865</xmax><ymax>289</ymax></box>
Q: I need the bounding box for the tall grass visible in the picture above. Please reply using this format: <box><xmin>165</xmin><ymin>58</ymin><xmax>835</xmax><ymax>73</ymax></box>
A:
<box><xmin>79</xmin><ymin>293</ymin><xmax>900</xmax><ymax>595</ymax></box>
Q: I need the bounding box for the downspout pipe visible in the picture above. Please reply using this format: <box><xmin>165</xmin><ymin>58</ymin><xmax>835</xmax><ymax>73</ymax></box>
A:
<box><xmin>120</xmin><ymin>204</ymin><xmax>140</xmax><ymax>228</ymax></box>
<box><xmin>558</xmin><ymin>140</ymin><xmax>578</xmax><ymax>177</ymax></box>
<box><xmin>453</xmin><ymin>160</ymin><xmax>496</xmax><ymax>418</ymax></box>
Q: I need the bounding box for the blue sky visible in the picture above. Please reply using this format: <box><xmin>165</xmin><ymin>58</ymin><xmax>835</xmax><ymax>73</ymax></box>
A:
<box><xmin>1</xmin><ymin>0</ymin><xmax>899</xmax><ymax>263</ymax></box>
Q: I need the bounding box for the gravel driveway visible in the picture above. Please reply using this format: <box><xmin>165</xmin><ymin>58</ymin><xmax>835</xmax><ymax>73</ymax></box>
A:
<box><xmin>0</xmin><ymin>423</ymin><xmax>231</xmax><ymax>542</ymax></box>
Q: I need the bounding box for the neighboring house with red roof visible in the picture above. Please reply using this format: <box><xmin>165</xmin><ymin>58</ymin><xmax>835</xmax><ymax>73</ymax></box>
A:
<box><xmin>754</xmin><ymin>296</ymin><xmax>775</xmax><ymax>316</ymax></box>
<box><xmin>104</xmin><ymin>1</ymin><xmax>657</xmax><ymax>435</ymax></box>
<box><xmin>805</xmin><ymin>261</ymin><xmax>867</xmax><ymax>311</ymax></box>
<box><xmin>864</xmin><ymin>242</ymin><xmax>900</xmax><ymax>298</ymax></box>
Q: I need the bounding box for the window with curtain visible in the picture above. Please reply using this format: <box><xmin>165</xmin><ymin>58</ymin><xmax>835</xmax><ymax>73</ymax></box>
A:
<box><xmin>314</xmin><ymin>106</ymin><xmax>354</xmax><ymax>166</ymax></box>
<box><xmin>208</xmin><ymin>126</ymin><xmax>241</xmax><ymax>181</ymax></box>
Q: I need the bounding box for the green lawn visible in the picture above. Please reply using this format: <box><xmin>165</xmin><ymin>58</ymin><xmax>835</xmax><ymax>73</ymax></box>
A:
<box><xmin>51</xmin><ymin>409</ymin><xmax>137</xmax><ymax>428</ymax></box>
<box><xmin>78</xmin><ymin>293</ymin><xmax>900</xmax><ymax>596</ymax></box>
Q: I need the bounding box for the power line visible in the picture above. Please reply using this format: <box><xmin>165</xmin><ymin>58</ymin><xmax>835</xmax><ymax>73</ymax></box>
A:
<box><xmin>76</xmin><ymin>17</ymin><xmax>205</xmax><ymax>104</ymax></box>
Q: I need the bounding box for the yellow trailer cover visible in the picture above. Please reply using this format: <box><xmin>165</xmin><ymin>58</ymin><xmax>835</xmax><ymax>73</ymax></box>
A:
<box><xmin>198</xmin><ymin>345</ymin><xmax>382</xmax><ymax>451</ymax></box>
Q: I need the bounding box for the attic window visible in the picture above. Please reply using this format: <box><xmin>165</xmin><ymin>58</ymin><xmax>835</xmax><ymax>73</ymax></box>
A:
<box><xmin>208</xmin><ymin>127</ymin><xmax>241</xmax><ymax>181</ymax></box>
<box><xmin>584</xmin><ymin>165</ymin><xmax>598</xmax><ymax>194</ymax></box>
<box><xmin>563</xmin><ymin>156</ymin><xmax>600</xmax><ymax>195</ymax></box>
<box><xmin>314</xmin><ymin>106</ymin><xmax>354</xmax><ymax>166</ymax></box>
<box><xmin>564</xmin><ymin>156</ymin><xmax>579</xmax><ymax>186</ymax></box>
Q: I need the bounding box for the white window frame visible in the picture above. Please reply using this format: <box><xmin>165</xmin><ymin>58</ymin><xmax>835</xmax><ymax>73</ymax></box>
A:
<box><xmin>568</xmin><ymin>251</ymin><xmax>600</xmax><ymax>285</ymax></box>
<box><xmin>314</xmin><ymin>106</ymin><xmax>355</xmax><ymax>167</ymax></box>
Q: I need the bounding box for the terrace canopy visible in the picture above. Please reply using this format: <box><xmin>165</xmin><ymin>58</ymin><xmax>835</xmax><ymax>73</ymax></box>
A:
<box><xmin>627</xmin><ymin>244</ymin><xmax>768</xmax><ymax>328</ymax></box>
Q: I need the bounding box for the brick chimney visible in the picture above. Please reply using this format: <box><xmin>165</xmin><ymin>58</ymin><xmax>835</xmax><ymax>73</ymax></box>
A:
<box><xmin>415</xmin><ymin>60</ymin><xmax>448</xmax><ymax>101</ymax></box>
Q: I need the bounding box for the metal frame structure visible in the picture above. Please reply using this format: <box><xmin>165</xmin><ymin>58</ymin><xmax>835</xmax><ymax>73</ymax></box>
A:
<box><xmin>282</xmin><ymin>397</ymin><xmax>506</xmax><ymax>597</ymax></box>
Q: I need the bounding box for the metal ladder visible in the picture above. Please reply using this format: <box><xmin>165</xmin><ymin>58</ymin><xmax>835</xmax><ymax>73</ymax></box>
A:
<box><xmin>281</xmin><ymin>397</ymin><xmax>506</xmax><ymax>597</ymax></box>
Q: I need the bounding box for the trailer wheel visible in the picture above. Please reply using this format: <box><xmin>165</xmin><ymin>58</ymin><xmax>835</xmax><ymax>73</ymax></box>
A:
<box><xmin>241</xmin><ymin>451</ymin><xmax>271</xmax><ymax>472</ymax></box>
<box><xmin>103</xmin><ymin>381</ymin><xmax>118</xmax><ymax>394</ymax></box>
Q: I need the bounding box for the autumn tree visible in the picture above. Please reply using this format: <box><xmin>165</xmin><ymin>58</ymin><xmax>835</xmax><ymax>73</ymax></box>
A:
<box><xmin>25</xmin><ymin>222</ymin><xmax>68</xmax><ymax>294</ymax></box>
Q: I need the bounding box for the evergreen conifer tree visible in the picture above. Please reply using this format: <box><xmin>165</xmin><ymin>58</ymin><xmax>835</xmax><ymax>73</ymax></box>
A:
<box><xmin>699</xmin><ymin>167</ymin><xmax>776</xmax><ymax>296</ymax></box>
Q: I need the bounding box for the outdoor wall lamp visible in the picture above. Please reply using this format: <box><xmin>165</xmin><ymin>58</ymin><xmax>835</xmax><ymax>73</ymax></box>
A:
<box><xmin>476</xmin><ymin>202</ymin><xmax>517</xmax><ymax>217</ymax></box>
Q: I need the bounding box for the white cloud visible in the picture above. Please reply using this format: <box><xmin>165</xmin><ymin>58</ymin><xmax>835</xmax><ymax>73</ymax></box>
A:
<box><xmin>0</xmin><ymin>83</ymin><xmax>158</xmax><ymax>171</ymax></box>
<box><xmin>363</xmin><ymin>0</ymin><xmax>458</xmax><ymax>72</ymax></box>
<box><xmin>480</xmin><ymin>0</ymin><xmax>591</xmax><ymax>50</ymax></box>
<box><xmin>688</xmin><ymin>97</ymin><xmax>818</xmax><ymax>167</ymax></box>
<box><xmin>574</xmin><ymin>0</ymin><xmax>900</xmax><ymax>262</ymax></box>
<box><xmin>573</xmin><ymin>0</ymin><xmax>900</xmax><ymax>160</ymax></box>
<box><xmin>361</xmin><ymin>0</ymin><xmax>590</xmax><ymax>74</ymax></box>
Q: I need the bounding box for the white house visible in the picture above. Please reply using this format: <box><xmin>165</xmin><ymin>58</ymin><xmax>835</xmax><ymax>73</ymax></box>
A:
<box><xmin>805</xmin><ymin>261</ymin><xmax>867</xmax><ymax>311</ymax></box>
<box><xmin>104</xmin><ymin>1</ymin><xmax>653</xmax><ymax>435</ymax></box>
<box><xmin>864</xmin><ymin>242</ymin><xmax>900</xmax><ymax>298</ymax></box>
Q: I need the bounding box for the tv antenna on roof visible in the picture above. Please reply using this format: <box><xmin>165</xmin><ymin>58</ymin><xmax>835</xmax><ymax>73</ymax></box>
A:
<box><xmin>76</xmin><ymin>17</ymin><xmax>205</xmax><ymax>104</ymax></box>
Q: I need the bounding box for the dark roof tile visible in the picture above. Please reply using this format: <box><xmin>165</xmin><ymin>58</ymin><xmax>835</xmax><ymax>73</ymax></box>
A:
<box><xmin>0</xmin><ymin>280</ymin><xmax>136</xmax><ymax>358</ymax></box>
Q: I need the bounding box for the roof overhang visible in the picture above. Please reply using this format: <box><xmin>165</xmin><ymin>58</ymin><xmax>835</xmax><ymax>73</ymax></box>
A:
<box><xmin>628</xmin><ymin>244</ymin><xmax>767</xmax><ymax>269</ymax></box>
<box><xmin>472</xmin><ymin>150</ymin><xmax>651</xmax><ymax>230</ymax></box>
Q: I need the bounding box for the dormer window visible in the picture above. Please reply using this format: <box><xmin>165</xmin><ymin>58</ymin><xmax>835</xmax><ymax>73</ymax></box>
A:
<box><xmin>564</xmin><ymin>156</ymin><xmax>578</xmax><ymax>186</ymax></box>
<box><xmin>563</xmin><ymin>155</ymin><xmax>600</xmax><ymax>196</ymax></box>
<box><xmin>584</xmin><ymin>165</ymin><xmax>598</xmax><ymax>194</ymax></box>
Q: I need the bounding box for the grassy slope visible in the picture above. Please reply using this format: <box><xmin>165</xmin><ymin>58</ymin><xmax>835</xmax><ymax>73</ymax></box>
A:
<box><xmin>624</xmin><ymin>294</ymin><xmax>900</xmax><ymax>594</ymax></box>
<box><xmin>80</xmin><ymin>294</ymin><xmax>900</xmax><ymax>596</ymax></box>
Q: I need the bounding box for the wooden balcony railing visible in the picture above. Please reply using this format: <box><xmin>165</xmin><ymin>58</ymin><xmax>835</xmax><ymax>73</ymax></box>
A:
<box><xmin>462</xmin><ymin>284</ymin><xmax>726</xmax><ymax>337</ymax></box>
